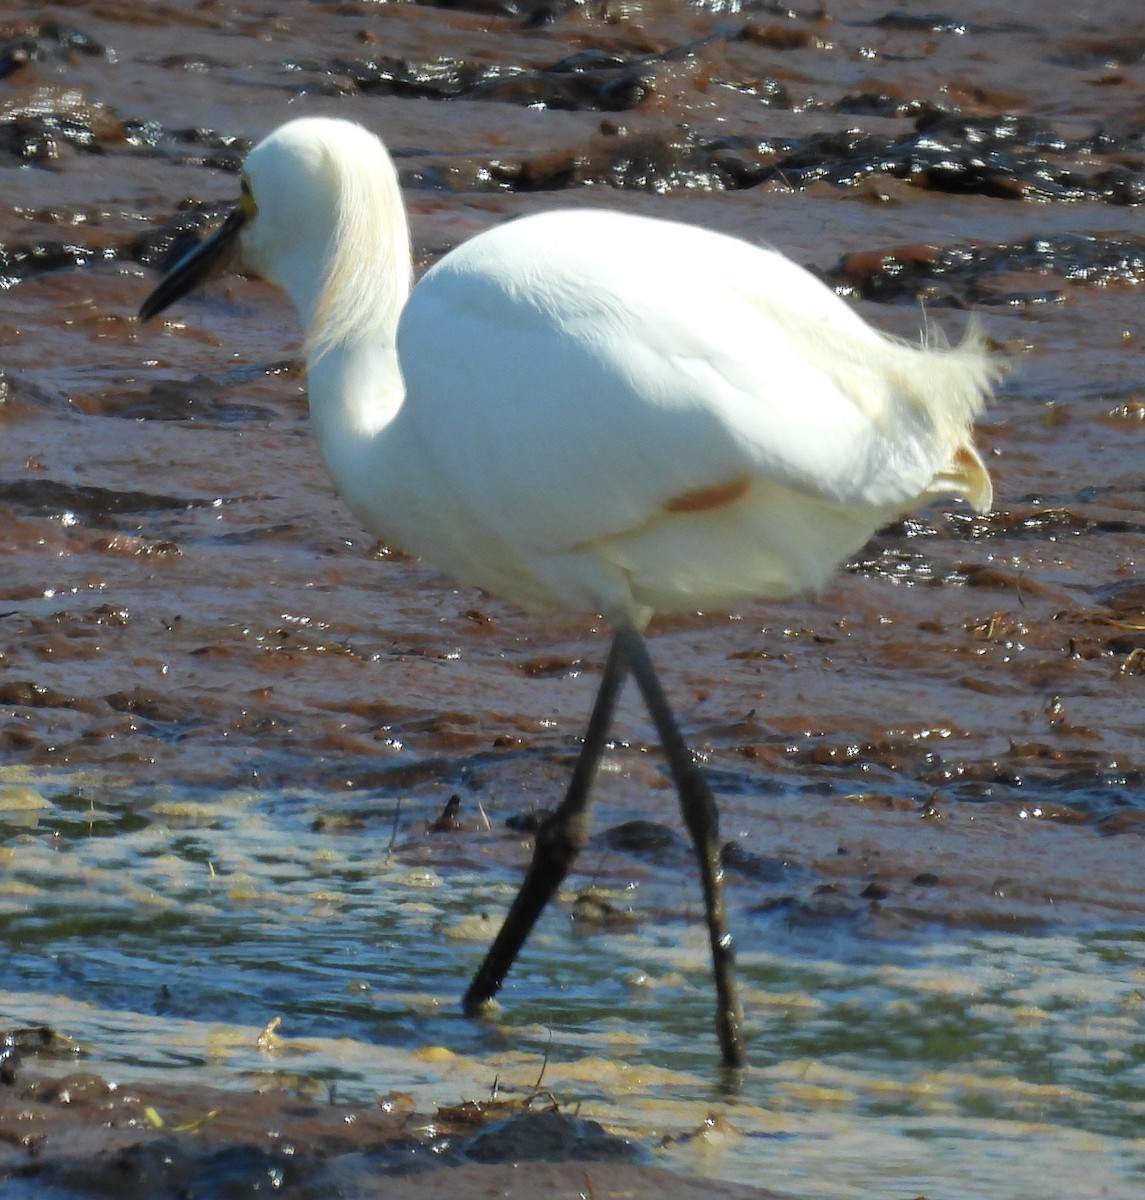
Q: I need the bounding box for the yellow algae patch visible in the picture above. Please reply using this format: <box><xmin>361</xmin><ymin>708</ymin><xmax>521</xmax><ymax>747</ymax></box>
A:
<box><xmin>930</xmin><ymin>1068</ymin><xmax>1088</xmax><ymax>1105</ymax></box>
<box><xmin>241</xmin><ymin>1071</ymin><xmax>326</xmax><ymax>1098</ymax></box>
<box><xmin>662</xmin><ymin>1111</ymin><xmax>745</xmax><ymax>1157</ymax></box>
<box><xmin>214</xmin><ymin>789</ymin><xmax>259</xmax><ymax>809</ymax></box>
<box><xmin>863</xmin><ymin>1075</ymin><xmax>951</xmax><ymax>1105</ymax></box>
<box><xmin>205</xmin><ymin>1024</ymin><xmax>259</xmax><ymax>1062</ymax></box>
<box><xmin>0</xmin><ymin>765</ymin><xmax>111</xmax><ymax>788</ymax></box>
<box><xmin>878</xmin><ymin>962</ymin><xmax>994</xmax><ymax>997</ymax></box>
<box><xmin>226</xmin><ymin>884</ymin><xmax>282</xmax><ymax>904</ymax></box>
<box><xmin>377</xmin><ymin>991</ymin><xmax>446</xmax><ymax>1015</ymax></box>
<box><xmin>0</xmin><ymin>765</ymin><xmax>38</xmax><ymax>784</ymax></box>
<box><xmin>525</xmin><ymin>1054</ymin><xmax>696</xmax><ymax>1094</ymax></box>
<box><xmin>440</xmin><ymin>912</ymin><xmax>499</xmax><ymax>941</ymax></box>
<box><xmin>0</xmin><ymin>877</ymin><xmax>42</xmax><ymax>897</ymax></box>
<box><xmin>414</xmin><ymin>1044</ymin><xmax>457</xmax><ymax>1064</ymax></box>
<box><xmin>121</xmin><ymin>886</ymin><xmax>179</xmax><ymax>909</ymax></box>
<box><xmin>584</xmin><ymin>1027</ymin><xmax>646</xmax><ymax>1049</ymax></box>
<box><xmin>150</xmin><ymin>799</ymin><xmax>225</xmax><ymax>823</ymax></box>
<box><xmin>776</xmin><ymin>1080</ymin><xmax>855</xmax><ymax>1107</ymax></box>
<box><xmin>0</xmin><ymin>784</ymin><xmax>50</xmax><ymax>810</ymax></box>
<box><xmin>143</xmin><ymin>852</ymin><xmax>200</xmax><ymax>879</ymax></box>
<box><xmin>741</xmin><ymin>984</ymin><xmax>823</xmax><ymax>1013</ymax></box>
<box><xmin>399</xmin><ymin>868</ymin><xmax>443</xmax><ymax>889</ymax></box>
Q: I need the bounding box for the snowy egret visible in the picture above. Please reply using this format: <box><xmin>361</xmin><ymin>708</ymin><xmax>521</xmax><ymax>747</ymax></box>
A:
<box><xmin>139</xmin><ymin>116</ymin><xmax>995</xmax><ymax>1068</ymax></box>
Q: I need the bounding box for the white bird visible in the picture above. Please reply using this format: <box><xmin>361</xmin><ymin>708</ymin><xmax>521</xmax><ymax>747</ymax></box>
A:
<box><xmin>139</xmin><ymin>116</ymin><xmax>995</xmax><ymax>1068</ymax></box>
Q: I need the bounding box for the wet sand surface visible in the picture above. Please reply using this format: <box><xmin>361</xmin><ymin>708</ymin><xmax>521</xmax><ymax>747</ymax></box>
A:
<box><xmin>2</xmin><ymin>1</ymin><xmax>1145</xmax><ymax>1197</ymax></box>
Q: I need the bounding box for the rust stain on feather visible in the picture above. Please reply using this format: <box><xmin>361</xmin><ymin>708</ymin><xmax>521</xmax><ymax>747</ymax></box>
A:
<box><xmin>663</xmin><ymin>475</ymin><xmax>751</xmax><ymax>514</ymax></box>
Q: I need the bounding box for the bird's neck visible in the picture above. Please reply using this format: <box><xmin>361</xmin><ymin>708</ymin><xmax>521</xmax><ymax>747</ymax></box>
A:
<box><xmin>274</xmin><ymin>181</ymin><xmax>414</xmax><ymax>534</ymax></box>
<box><xmin>273</xmin><ymin>229</ymin><xmax>412</xmax><ymax>463</ymax></box>
<box><xmin>300</xmin><ymin>325</ymin><xmax>415</xmax><ymax>551</ymax></box>
<box><xmin>273</xmin><ymin>245</ymin><xmax>410</xmax><ymax>358</ymax></box>
<box><xmin>306</xmin><ymin>334</ymin><xmax>404</xmax><ymax>445</ymax></box>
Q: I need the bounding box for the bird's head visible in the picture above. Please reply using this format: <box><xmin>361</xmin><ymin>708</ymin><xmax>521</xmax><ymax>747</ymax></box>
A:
<box><xmin>138</xmin><ymin>117</ymin><xmax>411</xmax><ymax>355</ymax></box>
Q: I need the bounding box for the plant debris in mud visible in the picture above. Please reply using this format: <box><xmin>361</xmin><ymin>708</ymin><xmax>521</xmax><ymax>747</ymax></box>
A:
<box><xmin>0</xmin><ymin>1065</ymin><xmax>647</xmax><ymax>1200</ymax></box>
<box><xmin>372</xmin><ymin>109</ymin><xmax>1145</xmax><ymax>203</ymax></box>
<box><xmin>832</xmin><ymin>233</ymin><xmax>1145</xmax><ymax>305</ymax></box>
<box><xmin>5</xmin><ymin>50</ymin><xmax>1145</xmax><ymax>298</ymax></box>
<box><xmin>7</xmin><ymin>129</ymin><xmax>1145</xmax><ymax>304</ymax></box>
<box><xmin>0</xmin><ymin>478</ymin><xmax>212</xmax><ymax>526</ymax></box>
<box><xmin>288</xmin><ymin>35</ymin><xmax>729</xmax><ymax>113</ymax></box>
<box><xmin>0</xmin><ymin>19</ymin><xmax>104</xmax><ymax>81</ymax></box>
<box><xmin>0</xmin><ymin>1026</ymin><xmax>77</xmax><ymax>1086</ymax></box>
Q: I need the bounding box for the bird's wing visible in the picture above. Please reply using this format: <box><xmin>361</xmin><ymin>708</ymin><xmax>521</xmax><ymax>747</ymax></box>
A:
<box><xmin>396</xmin><ymin>213</ymin><xmax>991</xmax><ymax>558</ymax></box>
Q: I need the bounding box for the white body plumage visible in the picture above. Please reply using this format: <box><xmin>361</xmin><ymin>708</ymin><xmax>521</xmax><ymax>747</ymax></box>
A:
<box><xmin>216</xmin><ymin>119</ymin><xmax>993</xmax><ymax>628</ymax></box>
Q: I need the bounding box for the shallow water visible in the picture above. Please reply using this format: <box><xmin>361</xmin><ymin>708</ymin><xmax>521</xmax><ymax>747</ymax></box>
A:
<box><xmin>2</xmin><ymin>778</ymin><xmax>1144</xmax><ymax>1197</ymax></box>
<box><xmin>2</xmin><ymin>1</ymin><xmax>1145</xmax><ymax>1197</ymax></box>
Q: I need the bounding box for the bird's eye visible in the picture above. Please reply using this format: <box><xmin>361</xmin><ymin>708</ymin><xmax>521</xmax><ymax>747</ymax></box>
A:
<box><xmin>239</xmin><ymin>174</ymin><xmax>257</xmax><ymax>217</ymax></box>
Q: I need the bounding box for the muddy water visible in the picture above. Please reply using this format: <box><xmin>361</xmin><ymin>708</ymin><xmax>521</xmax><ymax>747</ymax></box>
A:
<box><xmin>2</xmin><ymin>1</ymin><xmax>1145</xmax><ymax>1197</ymax></box>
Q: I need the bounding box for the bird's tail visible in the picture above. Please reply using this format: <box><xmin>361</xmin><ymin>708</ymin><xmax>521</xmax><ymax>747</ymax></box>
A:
<box><xmin>926</xmin><ymin>442</ymin><xmax>993</xmax><ymax>512</ymax></box>
<box><xmin>913</xmin><ymin>318</ymin><xmax>1000</xmax><ymax>513</ymax></box>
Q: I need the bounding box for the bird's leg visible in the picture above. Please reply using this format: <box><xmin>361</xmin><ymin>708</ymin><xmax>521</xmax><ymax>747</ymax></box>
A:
<box><xmin>463</xmin><ymin>633</ymin><xmax>629</xmax><ymax>1016</ymax></box>
<box><xmin>615</xmin><ymin>626</ymin><xmax>746</xmax><ymax>1069</ymax></box>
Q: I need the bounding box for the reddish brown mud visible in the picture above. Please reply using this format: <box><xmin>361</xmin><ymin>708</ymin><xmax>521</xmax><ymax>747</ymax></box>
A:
<box><xmin>2</xmin><ymin>2</ymin><xmax>1145</xmax><ymax>1198</ymax></box>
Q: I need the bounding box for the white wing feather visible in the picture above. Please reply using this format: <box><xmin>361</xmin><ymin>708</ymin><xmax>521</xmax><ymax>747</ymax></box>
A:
<box><xmin>397</xmin><ymin>209</ymin><xmax>990</xmax><ymax>562</ymax></box>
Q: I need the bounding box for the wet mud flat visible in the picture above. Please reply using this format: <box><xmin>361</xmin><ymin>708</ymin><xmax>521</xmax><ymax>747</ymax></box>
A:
<box><xmin>0</xmin><ymin>1050</ymin><xmax>783</xmax><ymax>1200</ymax></box>
<box><xmin>2</xmin><ymin>1</ymin><xmax>1145</xmax><ymax>1198</ymax></box>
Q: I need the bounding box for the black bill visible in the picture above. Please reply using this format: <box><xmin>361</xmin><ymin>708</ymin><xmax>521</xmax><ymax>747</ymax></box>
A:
<box><xmin>138</xmin><ymin>205</ymin><xmax>247</xmax><ymax>321</ymax></box>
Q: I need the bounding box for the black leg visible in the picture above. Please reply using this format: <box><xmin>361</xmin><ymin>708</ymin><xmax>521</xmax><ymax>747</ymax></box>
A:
<box><xmin>617</xmin><ymin>626</ymin><xmax>746</xmax><ymax>1069</ymax></box>
<box><xmin>463</xmin><ymin>633</ymin><xmax>629</xmax><ymax>1016</ymax></box>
